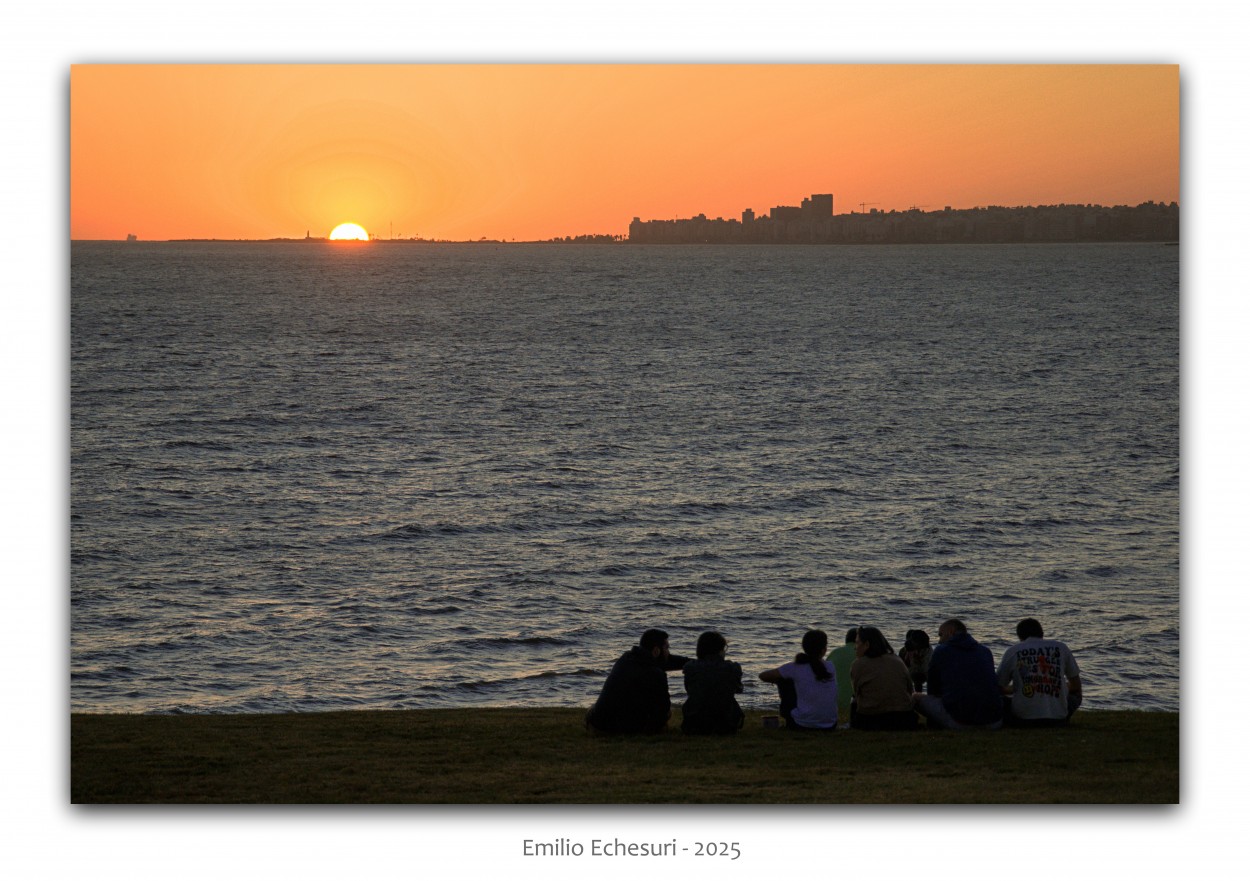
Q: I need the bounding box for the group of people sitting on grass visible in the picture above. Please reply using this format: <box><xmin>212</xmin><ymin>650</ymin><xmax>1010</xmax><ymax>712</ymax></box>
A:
<box><xmin>584</xmin><ymin>617</ymin><xmax>1082</xmax><ymax>735</ymax></box>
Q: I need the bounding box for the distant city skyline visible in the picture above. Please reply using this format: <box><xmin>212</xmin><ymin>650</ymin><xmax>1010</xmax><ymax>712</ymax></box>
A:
<box><xmin>628</xmin><ymin>195</ymin><xmax>1178</xmax><ymax>245</ymax></box>
<box><xmin>71</xmin><ymin>65</ymin><xmax>1179</xmax><ymax>242</ymax></box>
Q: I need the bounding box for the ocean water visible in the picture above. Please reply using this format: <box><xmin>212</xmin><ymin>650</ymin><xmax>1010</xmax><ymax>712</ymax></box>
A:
<box><xmin>70</xmin><ymin>242</ymin><xmax>1179</xmax><ymax>713</ymax></box>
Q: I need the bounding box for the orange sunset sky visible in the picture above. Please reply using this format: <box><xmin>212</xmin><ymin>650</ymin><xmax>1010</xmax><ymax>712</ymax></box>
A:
<box><xmin>70</xmin><ymin>64</ymin><xmax>1178</xmax><ymax>242</ymax></box>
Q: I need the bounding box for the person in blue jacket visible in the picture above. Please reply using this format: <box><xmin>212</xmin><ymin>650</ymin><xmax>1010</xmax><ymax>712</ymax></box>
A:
<box><xmin>913</xmin><ymin>618</ymin><xmax>1003</xmax><ymax>730</ymax></box>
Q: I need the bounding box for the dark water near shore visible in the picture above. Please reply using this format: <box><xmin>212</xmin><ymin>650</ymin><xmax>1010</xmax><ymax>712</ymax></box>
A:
<box><xmin>71</xmin><ymin>242</ymin><xmax>1178</xmax><ymax>713</ymax></box>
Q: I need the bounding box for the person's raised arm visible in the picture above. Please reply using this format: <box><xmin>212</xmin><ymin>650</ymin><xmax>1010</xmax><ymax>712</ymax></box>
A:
<box><xmin>759</xmin><ymin>668</ymin><xmax>783</xmax><ymax>684</ymax></box>
<box><xmin>663</xmin><ymin>654</ymin><xmax>692</xmax><ymax>672</ymax></box>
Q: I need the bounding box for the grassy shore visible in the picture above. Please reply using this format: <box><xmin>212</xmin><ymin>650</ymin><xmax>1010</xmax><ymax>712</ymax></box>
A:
<box><xmin>70</xmin><ymin>708</ymin><xmax>1178</xmax><ymax>804</ymax></box>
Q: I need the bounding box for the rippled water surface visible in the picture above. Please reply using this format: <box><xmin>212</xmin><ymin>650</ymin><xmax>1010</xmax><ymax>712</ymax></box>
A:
<box><xmin>71</xmin><ymin>242</ymin><xmax>1179</xmax><ymax>712</ymax></box>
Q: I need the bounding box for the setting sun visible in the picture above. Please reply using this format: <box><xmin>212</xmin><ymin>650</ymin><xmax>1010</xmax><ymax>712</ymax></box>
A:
<box><xmin>329</xmin><ymin>222</ymin><xmax>369</xmax><ymax>241</ymax></box>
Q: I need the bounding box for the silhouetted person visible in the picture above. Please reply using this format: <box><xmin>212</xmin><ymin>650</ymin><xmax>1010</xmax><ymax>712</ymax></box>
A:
<box><xmin>899</xmin><ymin>629</ymin><xmax>933</xmax><ymax>692</ymax></box>
<box><xmin>997</xmin><ymin>617</ymin><xmax>1083</xmax><ymax>726</ymax></box>
<box><xmin>759</xmin><ymin>629</ymin><xmax>839</xmax><ymax>731</ymax></box>
<box><xmin>680</xmin><ymin>631</ymin><xmax>745</xmax><ymax>735</ymax></box>
<box><xmin>827</xmin><ymin>627</ymin><xmax>859</xmax><ymax>718</ymax></box>
<box><xmin>585</xmin><ymin>629</ymin><xmax>691</xmax><ymax>734</ymax></box>
<box><xmin>850</xmin><ymin>626</ymin><xmax>918</xmax><ymax>731</ymax></box>
<box><xmin>913</xmin><ymin>619</ymin><xmax>1003</xmax><ymax>730</ymax></box>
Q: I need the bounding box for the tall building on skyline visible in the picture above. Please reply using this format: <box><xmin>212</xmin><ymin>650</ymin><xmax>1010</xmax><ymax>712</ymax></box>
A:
<box><xmin>628</xmin><ymin>193</ymin><xmax>1179</xmax><ymax>244</ymax></box>
<box><xmin>803</xmin><ymin>193</ymin><xmax>834</xmax><ymax>218</ymax></box>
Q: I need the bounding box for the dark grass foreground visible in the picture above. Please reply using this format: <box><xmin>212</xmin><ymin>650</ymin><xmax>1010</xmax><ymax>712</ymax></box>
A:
<box><xmin>71</xmin><ymin>708</ymin><xmax>1178</xmax><ymax>804</ymax></box>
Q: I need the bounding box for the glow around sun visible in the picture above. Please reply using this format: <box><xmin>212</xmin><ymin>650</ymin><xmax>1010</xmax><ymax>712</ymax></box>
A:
<box><xmin>329</xmin><ymin>222</ymin><xmax>369</xmax><ymax>241</ymax></box>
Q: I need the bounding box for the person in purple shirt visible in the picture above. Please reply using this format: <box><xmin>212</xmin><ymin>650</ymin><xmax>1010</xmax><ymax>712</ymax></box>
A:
<box><xmin>759</xmin><ymin>629</ymin><xmax>839</xmax><ymax>731</ymax></box>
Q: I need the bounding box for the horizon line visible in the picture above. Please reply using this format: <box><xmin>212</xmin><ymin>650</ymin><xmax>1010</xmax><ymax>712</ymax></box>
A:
<box><xmin>75</xmin><ymin>199</ymin><xmax>1181</xmax><ymax>244</ymax></box>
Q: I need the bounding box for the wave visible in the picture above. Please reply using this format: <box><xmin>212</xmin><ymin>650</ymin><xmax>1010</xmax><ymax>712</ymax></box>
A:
<box><xmin>162</xmin><ymin>439</ymin><xmax>236</xmax><ymax>451</ymax></box>
<box><xmin>384</xmin><ymin>521</ymin><xmax>527</xmax><ymax>539</ymax></box>
<box><xmin>413</xmin><ymin>666</ymin><xmax>602</xmax><ymax>695</ymax></box>
<box><xmin>460</xmin><ymin>635</ymin><xmax>576</xmax><ymax>649</ymax></box>
<box><xmin>416</xmin><ymin>605</ymin><xmax>464</xmax><ymax>616</ymax></box>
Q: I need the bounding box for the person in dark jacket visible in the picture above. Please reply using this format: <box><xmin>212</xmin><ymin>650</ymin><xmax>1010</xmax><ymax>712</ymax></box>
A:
<box><xmin>585</xmin><ymin>629</ymin><xmax>691</xmax><ymax>734</ymax></box>
<box><xmin>913</xmin><ymin>619</ymin><xmax>1003</xmax><ymax>730</ymax></box>
<box><xmin>680</xmin><ymin>631</ymin><xmax>745</xmax><ymax>735</ymax></box>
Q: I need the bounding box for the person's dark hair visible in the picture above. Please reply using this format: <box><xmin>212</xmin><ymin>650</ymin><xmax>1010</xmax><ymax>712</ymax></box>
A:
<box><xmin>844</xmin><ymin>628</ymin><xmax>859</xmax><ymax>644</ymax></box>
<box><xmin>695</xmin><ymin>631</ymin><xmax>727</xmax><ymax>659</ymax></box>
<box><xmin>857</xmin><ymin>626</ymin><xmax>894</xmax><ymax>658</ymax></box>
<box><xmin>904</xmin><ymin>629</ymin><xmax>930</xmax><ymax>650</ymax></box>
<box><xmin>796</xmin><ymin>629</ymin><xmax>831</xmax><ymax>681</ymax></box>
<box><xmin>941</xmin><ymin>618</ymin><xmax>967</xmax><ymax>635</ymax></box>
<box><xmin>639</xmin><ymin>629</ymin><xmax>669</xmax><ymax>652</ymax></box>
<box><xmin>1016</xmin><ymin>618</ymin><xmax>1044</xmax><ymax>640</ymax></box>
